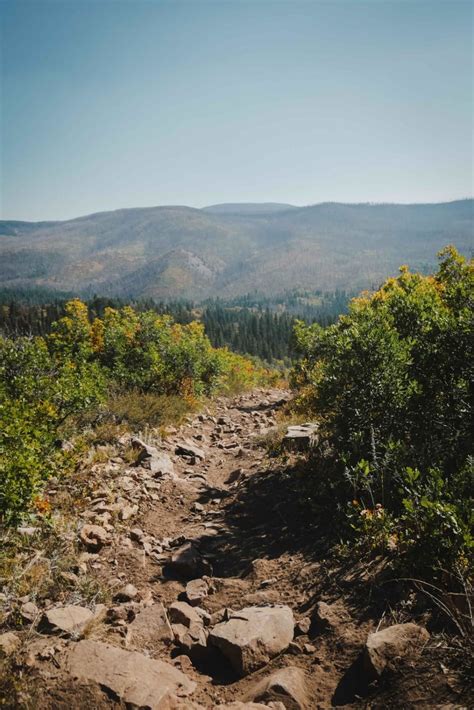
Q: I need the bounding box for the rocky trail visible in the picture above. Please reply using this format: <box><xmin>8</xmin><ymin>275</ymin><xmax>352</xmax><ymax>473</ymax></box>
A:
<box><xmin>0</xmin><ymin>389</ymin><xmax>469</xmax><ymax>709</ymax></box>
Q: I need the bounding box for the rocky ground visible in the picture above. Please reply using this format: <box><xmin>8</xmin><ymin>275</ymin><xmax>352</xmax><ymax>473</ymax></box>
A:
<box><xmin>0</xmin><ymin>388</ymin><xmax>471</xmax><ymax>709</ymax></box>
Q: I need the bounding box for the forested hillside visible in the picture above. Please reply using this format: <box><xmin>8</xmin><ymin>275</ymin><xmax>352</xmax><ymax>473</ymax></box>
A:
<box><xmin>0</xmin><ymin>199</ymin><xmax>471</xmax><ymax>299</ymax></box>
<box><xmin>0</xmin><ymin>290</ymin><xmax>351</xmax><ymax>362</ymax></box>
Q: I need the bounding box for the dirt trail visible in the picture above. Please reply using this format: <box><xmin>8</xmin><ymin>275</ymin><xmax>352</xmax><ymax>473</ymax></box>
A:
<box><xmin>1</xmin><ymin>388</ymin><xmax>469</xmax><ymax>709</ymax></box>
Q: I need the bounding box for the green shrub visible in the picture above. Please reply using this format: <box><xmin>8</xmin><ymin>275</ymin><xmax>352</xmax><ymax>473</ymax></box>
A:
<box><xmin>292</xmin><ymin>247</ymin><xmax>473</xmax><ymax>573</ymax></box>
<box><xmin>0</xmin><ymin>335</ymin><xmax>103</xmax><ymax>522</ymax></box>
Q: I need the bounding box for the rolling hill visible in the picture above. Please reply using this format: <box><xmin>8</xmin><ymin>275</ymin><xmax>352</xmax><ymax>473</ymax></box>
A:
<box><xmin>0</xmin><ymin>200</ymin><xmax>472</xmax><ymax>299</ymax></box>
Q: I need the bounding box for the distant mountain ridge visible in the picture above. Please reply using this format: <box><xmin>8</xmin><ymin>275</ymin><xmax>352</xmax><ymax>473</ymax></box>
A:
<box><xmin>0</xmin><ymin>199</ymin><xmax>472</xmax><ymax>299</ymax></box>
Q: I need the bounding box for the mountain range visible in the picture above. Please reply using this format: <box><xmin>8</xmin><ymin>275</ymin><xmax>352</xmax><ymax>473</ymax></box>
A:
<box><xmin>0</xmin><ymin>200</ymin><xmax>472</xmax><ymax>299</ymax></box>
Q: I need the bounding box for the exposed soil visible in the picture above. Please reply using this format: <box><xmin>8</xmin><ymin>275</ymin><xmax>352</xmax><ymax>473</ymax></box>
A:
<box><xmin>0</xmin><ymin>388</ymin><xmax>471</xmax><ymax>709</ymax></box>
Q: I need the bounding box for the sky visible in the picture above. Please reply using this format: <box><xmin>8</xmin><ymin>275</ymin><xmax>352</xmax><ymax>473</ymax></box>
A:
<box><xmin>0</xmin><ymin>0</ymin><xmax>472</xmax><ymax>221</ymax></box>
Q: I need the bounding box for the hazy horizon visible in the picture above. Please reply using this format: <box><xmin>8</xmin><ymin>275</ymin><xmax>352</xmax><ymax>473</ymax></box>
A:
<box><xmin>2</xmin><ymin>196</ymin><xmax>474</xmax><ymax>225</ymax></box>
<box><xmin>1</xmin><ymin>0</ymin><xmax>473</xmax><ymax>221</ymax></box>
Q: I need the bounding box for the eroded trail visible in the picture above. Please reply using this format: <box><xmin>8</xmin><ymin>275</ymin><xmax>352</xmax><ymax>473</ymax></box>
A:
<box><xmin>2</xmin><ymin>389</ymin><xmax>467</xmax><ymax>709</ymax></box>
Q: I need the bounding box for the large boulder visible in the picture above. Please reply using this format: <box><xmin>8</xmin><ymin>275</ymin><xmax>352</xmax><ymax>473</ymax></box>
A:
<box><xmin>243</xmin><ymin>666</ymin><xmax>308</xmax><ymax>709</ymax></box>
<box><xmin>364</xmin><ymin>623</ymin><xmax>430</xmax><ymax>678</ymax></box>
<box><xmin>66</xmin><ymin>640</ymin><xmax>196</xmax><ymax>709</ymax></box>
<box><xmin>209</xmin><ymin>606</ymin><xmax>294</xmax><ymax>676</ymax></box>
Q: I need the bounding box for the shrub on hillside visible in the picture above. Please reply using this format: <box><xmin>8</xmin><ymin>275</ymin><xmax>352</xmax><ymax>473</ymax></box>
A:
<box><xmin>292</xmin><ymin>247</ymin><xmax>473</xmax><ymax>572</ymax></box>
<box><xmin>0</xmin><ymin>335</ymin><xmax>103</xmax><ymax>522</ymax></box>
<box><xmin>0</xmin><ymin>299</ymin><xmax>278</xmax><ymax>522</ymax></box>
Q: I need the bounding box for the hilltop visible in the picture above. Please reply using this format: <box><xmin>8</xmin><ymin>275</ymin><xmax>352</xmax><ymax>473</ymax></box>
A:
<box><xmin>0</xmin><ymin>199</ymin><xmax>472</xmax><ymax>299</ymax></box>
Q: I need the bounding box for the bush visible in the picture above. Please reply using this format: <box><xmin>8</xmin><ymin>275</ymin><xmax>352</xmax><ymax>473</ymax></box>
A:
<box><xmin>292</xmin><ymin>247</ymin><xmax>473</xmax><ymax>573</ymax></box>
<box><xmin>0</xmin><ymin>299</ymin><xmax>279</xmax><ymax>522</ymax></box>
<box><xmin>0</xmin><ymin>335</ymin><xmax>103</xmax><ymax>522</ymax></box>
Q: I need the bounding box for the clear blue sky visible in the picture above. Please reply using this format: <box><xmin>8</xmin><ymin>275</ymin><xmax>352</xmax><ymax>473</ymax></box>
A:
<box><xmin>1</xmin><ymin>0</ymin><xmax>472</xmax><ymax>221</ymax></box>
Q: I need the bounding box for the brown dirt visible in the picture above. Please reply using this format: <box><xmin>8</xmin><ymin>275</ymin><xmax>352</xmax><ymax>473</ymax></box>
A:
<box><xmin>0</xmin><ymin>388</ymin><xmax>471</xmax><ymax>709</ymax></box>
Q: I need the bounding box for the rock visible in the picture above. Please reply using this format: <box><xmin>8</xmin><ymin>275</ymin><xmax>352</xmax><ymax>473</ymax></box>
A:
<box><xmin>172</xmin><ymin>622</ymin><xmax>208</xmax><ymax>653</ymax></box>
<box><xmin>208</xmin><ymin>606</ymin><xmax>294</xmax><ymax>676</ymax></box>
<box><xmin>364</xmin><ymin>623</ymin><xmax>430</xmax><ymax>678</ymax></box>
<box><xmin>20</xmin><ymin>601</ymin><xmax>39</xmax><ymax>623</ymax></box>
<box><xmin>169</xmin><ymin>542</ymin><xmax>211</xmax><ymax>579</ymax></box>
<box><xmin>79</xmin><ymin>524</ymin><xmax>110</xmax><ymax>551</ymax></box>
<box><xmin>295</xmin><ymin>617</ymin><xmax>311</xmax><ymax>636</ymax></box>
<box><xmin>185</xmin><ymin>578</ymin><xmax>209</xmax><ymax>606</ymax></box>
<box><xmin>175</xmin><ymin>440</ymin><xmax>206</xmax><ymax>461</ymax></box>
<box><xmin>130</xmin><ymin>527</ymin><xmax>144</xmax><ymax>542</ymax></box>
<box><xmin>282</xmin><ymin>423</ymin><xmax>319</xmax><ymax>452</ymax></box>
<box><xmin>0</xmin><ymin>632</ymin><xmax>21</xmax><ymax>657</ymax></box>
<box><xmin>244</xmin><ymin>666</ymin><xmax>308</xmax><ymax>709</ymax></box>
<box><xmin>42</xmin><ymin>605</ymin><xmax>94</xmax><ymax>637</ymax></box>
<box><xmin>119</xmin><ymin>504</ymin><xmax>138</xmax><ymax>521</ymax></box>
<box><xmin>113</xmin><ymin>584</ymin><xmax>139</xmax><ymax>602</ymax></box>
<box><xmin>168</xmin><ymin>601</ymin><xmax>203</xmax><ymax>628</ymax></box>
<box><xmin>66</xmin><ymin>640</ymin><xmax>196</xmax><ymax>708</ymax></box>
<box><xmin>127</xmin><ymin>603</ymin><xmax>173</xmax><ymax>649</ymax></box>
<box><xmin>132</xmin><ymin>438</ymin><xmax>175</xmax><ymax>476</ymax></box>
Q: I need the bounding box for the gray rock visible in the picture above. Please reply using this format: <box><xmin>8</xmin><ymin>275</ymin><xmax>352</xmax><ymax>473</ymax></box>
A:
<box><xmin>66</xmin><ymin>640</ymin><xmax>196</xmax><ymax>707</ymax></box>
<box><xmin>209</xmin><ymin>605</ymin><xmax>294</xmax><ymax>676</ymax></box>
<box><xmin>364</xmin><ymin>623</ymin><xmax>430</xmax><ymax>678</ymax></box>
<box><xmin>244</xmin><ymin>666</ymin><xmax>308</xmax><ymax>709</ymax></box>
<box><xmin>42</xmin><ymin>605</ymin><xmax>94</xmax><ymax>637</ymax></box>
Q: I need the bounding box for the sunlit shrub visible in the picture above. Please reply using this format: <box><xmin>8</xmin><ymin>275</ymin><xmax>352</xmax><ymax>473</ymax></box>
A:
<box><xmin>292</xmin><ymin>247</ymin><xmax>473</xmax><ymax>572</ymax></box>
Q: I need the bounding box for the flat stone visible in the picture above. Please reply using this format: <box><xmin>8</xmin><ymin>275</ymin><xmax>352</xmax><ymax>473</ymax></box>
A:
<box><xmin>42</xmin><ymin>605</ymin><xmax>94</xmax><ymax>637</ymax></box>
<box><xmin>244</xmin><ymin>666</ymin><xmax>308</xmax><ymax>709</ymax></box>
<box><xmin>132</xmin><ymin>437</ymin><xmax>175</xmax><ymax>476</ymax></box>
<box><xmin>66</xmin><ymin>640</ymin><xmax>196</xmax><ymax>708</ymax></box>
<box><xmin>209</xmin><ymin>606</ymin><xmax>294</xmax><ymax>676</ymax></box>
<box><xmin>127</xmin><ymin>603</ymin><xmax>173</xmax><ymax>649</ymax></box>
<box><xmin>364</xmin><ymin>623</ymin><xmax>430</xmax><ymax>678</ymax></box>
<box><xmin>175</xmin><ymin>440</ymin><xmax>206</xmax><ymax>460</ymax></box>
